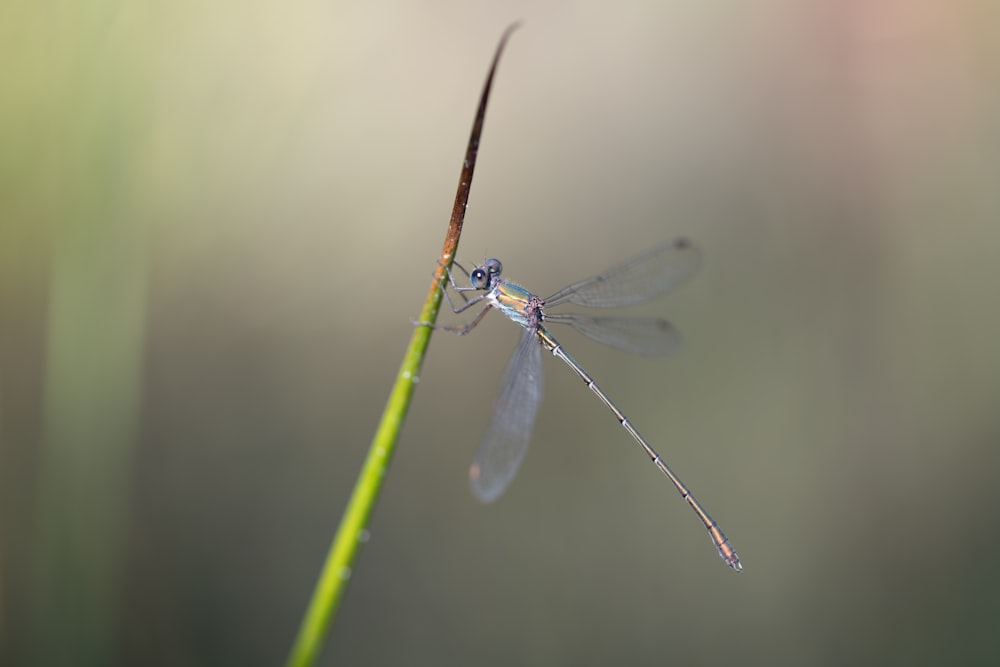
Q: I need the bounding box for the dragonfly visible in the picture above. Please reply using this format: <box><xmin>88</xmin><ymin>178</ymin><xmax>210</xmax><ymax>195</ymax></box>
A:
<box><xmin>431</xmin><ymin>237</ymin><xmax>742</xmax><ymax>572</ymax></box>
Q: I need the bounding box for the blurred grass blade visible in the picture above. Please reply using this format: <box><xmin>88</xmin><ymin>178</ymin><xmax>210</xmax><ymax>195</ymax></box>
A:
<box><xmin>285</xmin><ymin>24</ymin><xmax>519</xmax><ymax>667</ymax></box>
<box><xmin>23</xmin><ymin>4</ymin><xmax>150</xmax><ymax>662</ymax></box>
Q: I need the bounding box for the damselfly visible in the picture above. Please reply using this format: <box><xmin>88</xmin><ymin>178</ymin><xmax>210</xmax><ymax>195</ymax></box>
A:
<box><xmin>432</xmin><ymin>238</ymin><xmax>741</xmax><ymax>572</ymax></box>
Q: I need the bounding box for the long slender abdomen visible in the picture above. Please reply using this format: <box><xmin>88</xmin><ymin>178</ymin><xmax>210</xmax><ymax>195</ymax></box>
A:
<box><xmin>534</xmin><ymin>326</ymin><xmax>742</xmax><ymax>572</ymax></box>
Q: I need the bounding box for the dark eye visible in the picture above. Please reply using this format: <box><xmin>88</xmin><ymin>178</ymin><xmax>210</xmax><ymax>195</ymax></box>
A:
<box><xmin>471</xmin><ymin>268</ymin><xmax>489</xmax><ymax>289</ymax></box>
<box><xmin>484</xmin><ymin>258</ymin><xmax>502</xmax><ymax>275</ymax></box>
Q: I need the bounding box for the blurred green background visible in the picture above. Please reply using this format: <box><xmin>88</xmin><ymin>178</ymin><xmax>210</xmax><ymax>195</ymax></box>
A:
<box><xmin>3</xmin><ymin>1</ymin><xmax>1000</xmax><ymax>665</ymax></box>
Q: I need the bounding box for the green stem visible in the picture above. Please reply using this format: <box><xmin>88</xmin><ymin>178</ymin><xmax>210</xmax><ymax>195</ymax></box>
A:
<box><xmin>284</xmin><ymin>23</ymin><xmax>519</xmax><ymax>667</ymax></box>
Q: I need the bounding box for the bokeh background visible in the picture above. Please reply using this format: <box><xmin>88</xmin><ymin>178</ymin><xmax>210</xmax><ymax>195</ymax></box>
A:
<box><xmin>3</xmin><ymin>1</ymin><xmax>1000</xmax><ymax>665</ymax></box>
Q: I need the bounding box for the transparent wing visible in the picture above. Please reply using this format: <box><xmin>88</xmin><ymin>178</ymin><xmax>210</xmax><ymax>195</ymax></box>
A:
<box><xmin>469</xmin><ymin>328</ymin><xmax>544</xmax><ymax>503</ymax></box>
<box><xmin>544</xmin><ymin>238</ymin><xmax>702</xmax><ymax>308</ymax></box>
<box><xmin>543</xmin><ymin>314</ymin><xmax>683</xmax><ymax>357</ymax></box>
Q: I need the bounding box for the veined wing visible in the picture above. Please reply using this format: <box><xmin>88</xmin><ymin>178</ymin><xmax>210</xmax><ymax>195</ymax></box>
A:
<box><xmin>543</xmin><ymin>314</ymin><xmax>682</xmax><ymax>357</ymax></box>
<box><xmin>544</xmin><ymin>238</ymin><xmax>702</xmax><ymax>308</ymax></box>
<box><xmin>469</xmin><ymin>327</ymin><xmax>544</xmax><ymax>503</ymax></box>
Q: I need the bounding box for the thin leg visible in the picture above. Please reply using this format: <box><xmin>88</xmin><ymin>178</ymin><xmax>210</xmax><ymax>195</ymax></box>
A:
<box><xmin>437</xmin><ymin>262</ymin><xmax>487</xmax><ymax>314</ymax></box>
<box><xmin>414</xmin><ymin>260</ymin><xmax>491</xmax><ymax>328</ymax></box>
<box><xmin>431</xmin><ymin>304</ymin><xmax>494</xmax><ymax>335</ymax></box>
<box><xmin>442</xmin><ymin>287</ymin><xmax>487</xmax><ymax>315</ymax></box>
<box><xmin>413</xmin><ymin>300</ymin><xmax>494</xmax><ymax>333</ymax></box>
<box><xmin>438</xmin><ymin>261</ymin><xmax>472</xmax><ymax>307</ymax></box>
<box><xmin>447</xmin><ymin>260</ymin><xmax>473</xmax><ymax>284</ymax></box>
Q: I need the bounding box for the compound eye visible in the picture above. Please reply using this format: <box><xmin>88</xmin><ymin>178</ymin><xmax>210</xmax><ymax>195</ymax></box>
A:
<box><xmin>484</xmin><ymin>258</ymin><xmax>502</xmax><ymax>275</ymax></box>
<box><xmin>471</xmin><ymin>268</ymin><xmax>489</xmax><ymax>289</ymax></box>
